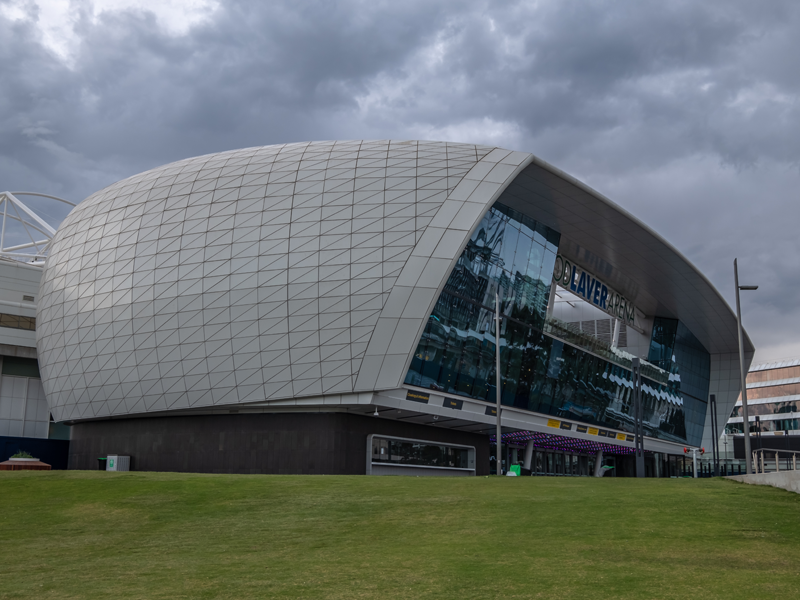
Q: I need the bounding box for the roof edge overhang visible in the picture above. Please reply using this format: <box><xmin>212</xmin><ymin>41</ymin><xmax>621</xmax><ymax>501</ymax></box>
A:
<box><xmin>501</xmin><ymin>152</ymin><xmax>754</xmax><ymax>356</ymax></box>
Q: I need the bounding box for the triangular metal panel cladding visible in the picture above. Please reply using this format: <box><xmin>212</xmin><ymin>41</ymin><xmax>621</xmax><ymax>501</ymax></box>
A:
<box><xmin>321</xmin><ymin>190</ymin><xmax>354</xmax><ymax>207</ymax></box>
<box><xmin>351</xmin><ymin>216</ymin><xmax>383</xmax><ymax>234</ymax></box>
<box><xmin>416</xmin><ymin>176</ymin><xmax>451</xmax><ymax>191</ymax></box>
<box><xmin>264</xmin><ymin>367</ymin><xmax>292</xmax><ymax>398</ymax></box>
<box><xmin>352</xmin><ymin>203</ymin><xmax>383</xmax><ymax>219</ymax></box>
<box><xmin>349</xmin><ymin>317</ymin><xmax>379</xmax><ymax>340</ymax></box>
<box><xmin>382</xmin><ymin>245</ymin><xmax>412</xmax><ymax>262</ymax></box>
<box><xmin>384</xmin><ymin>216</ymin><xmax>416</xmax><ymax>233</ymax></box>
<box><xmin>383</xmin><ymin>202</ymin><xmax>415</xmax><ymax>218</ymax></box>
<box><xmin>322</xmin><ymin>376</ymin><xmax>353</xmax><ymax>394</ymax></box>
<box><xmin>350</xmin><ymin>341</ymin><xmax>369</xmax><ymax>359</ymax></box>
<box><xmin>320</xmin><ymin>342</ymin><xmax>348</xmax><ymax>361</ymax></box>
<box><xmin>210</xmin><ymin>386</ymin><xmax>239</xmax><ymax>405</ymax></box>
<box><xmin>350</xmin><ymin>310</ymin><xmax>381</xmax><ymax>329</ymax></box>
<box><xmin>351</xmin><ymin>262</ymin><xmax>382</xmax><ymax>280</ymax></box>
<box><xmin>292</xmin><ymin>377</ymin><xmax>323</xmax><ymax>397</ymax></box>
<box><xmin>350</xmin><ymin>294</ymin><xmax>384</xmax><ymax>312</ymax></box>
<box><xmin>320</xmin><ymin>220</ymin><xmax>352</xmax><ymax>237</ymax></box>
<box><xmin>260</xmin><ymin>354</ymin><xmax>290</xmax><ymax>379</ymax></box>
<box><xmin>287</xmin><ymin>297</ymin><xmax>319</xmax><ymax>317</ymax></box>
<box><xmin>324</xmin><ymin>177</ymin><xmax>356</xmax><ymax>193</ymax></box>
<box><xmin>325</xmin><ymin>167</ymin><xmax>356</xmax><ymax>183</ymax></box>
<box><xmin>351</xmin><ymin>231</ymin><xmax>384</xmax><ymax>249</ymax></box>
<box><xmin>320</xmin><ymin>360</ymin><xmax>351</xmax><ymax>378</ymax></box>
<box><xmin>316</xmin><ymin>233</ymin><xmax>350</xmax><ymax>252</ymax></box>
<box><xmin>288</xmin><ymin>310</ymin><xmax>320</xmax><ymax>332</ymax></box>
<box><xmin>318</xmin><ymin>263</ymin><xmax>350</xmax><ymax>282</ymax></box>
<box><xmin>289</xmin><ymin>345</ymin><xmax>321</xmax><ymax>365</ymax></box>
<box><xmin>316</xmin><ymin>309</ymin><xmax>349</xmax><ymax>330</ymax></box>
<box><xmin>319</xmin><ymin>279</ymin><xmax>350</xmax><ymax>298</ymax></box>
<box><xmin>288</xmin><ymin>329</ymin><xmax>320</xmax><ymax>350</ymax></box>
<box><xmin>259</xmin><ymin>379</ymin><xmax>291</xmax><ymax>400</ymax></box>
<box><xmin>319</xmin><ymin>294</ymin><xmax>350</xmax><ymax>313</ymax></box>
<box><xmin>320</xmin><ymin>203</ymin><xmax>353</xmax><ymax>219</ymax></box>
<box><xmin>309</xmin><ymin>248</ymin><xmax>347</xmax><ymax>269</ymax></box>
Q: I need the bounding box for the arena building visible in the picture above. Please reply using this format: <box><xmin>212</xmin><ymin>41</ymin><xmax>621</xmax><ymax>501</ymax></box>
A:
<box><xmin>34</xmin><ymin>140</ymin><xmax>754</xmax><ymax>475</ymax></box>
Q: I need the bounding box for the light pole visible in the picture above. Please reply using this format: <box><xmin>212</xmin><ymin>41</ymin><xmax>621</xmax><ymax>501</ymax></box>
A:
<box><xmin>734</xmin><ymin>258</ymin><xmax>757</xmax><ymax>475</ymax></box>
<box><xmin>495</xmin><ymin>290</ymin><xmax>502</xmax><ymax>475</ymax></box>
<box><xmin>722</xmin><ymin>433</ymin><xmax>728</xmax><ymax>475</ymax></box>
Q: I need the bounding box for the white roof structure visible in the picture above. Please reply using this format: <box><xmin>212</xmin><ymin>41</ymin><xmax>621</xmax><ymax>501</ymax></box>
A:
<box><xmin>748</xmin><ymin>358</ymin><xmax>800</xmax><ymax>372</ymax></box>
<box><xmin>0</xmin><ymin>191</ymin><xmax>75</xmax><ymax>266</ymax></box>
<box><xmin>35</xmin><ymin>140</ymin><xmax>751</xmax><ymax>451</ymax></box>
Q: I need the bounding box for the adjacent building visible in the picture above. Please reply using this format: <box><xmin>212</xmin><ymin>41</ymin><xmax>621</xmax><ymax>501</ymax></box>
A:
<box><xmin>0</xmin><ymin>258</ymin><xmax>69</xmax><ymax>465</ymax></box>
<box><xmin>724</xmin><ymin>358</ymin><xmax>800</xmax><ymax>464</ymax></box>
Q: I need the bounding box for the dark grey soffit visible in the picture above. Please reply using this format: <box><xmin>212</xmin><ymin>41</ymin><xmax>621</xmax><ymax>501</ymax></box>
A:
<box><xmin>497</xmin><ymin>155</ymin><xmax>753</xmax><ymax>356</ymax></box>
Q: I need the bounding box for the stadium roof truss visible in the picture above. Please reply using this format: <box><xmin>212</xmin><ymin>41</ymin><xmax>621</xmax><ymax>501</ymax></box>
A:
<box><xmin>0</xmin><ymin>191</ymin><xmax>75</xmax><ymax>266</ymax></box>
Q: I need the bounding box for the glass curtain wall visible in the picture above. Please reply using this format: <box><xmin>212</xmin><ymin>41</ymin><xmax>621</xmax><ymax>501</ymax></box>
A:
<box><xmin>647</xmin><ymin>317</ymin><xmax>710</xmax><ymax>446</ymax></box>
<box><xmin>405</xmin><ymin>201</ymin><xmax>696</xmax><ymax>445</ymax></box>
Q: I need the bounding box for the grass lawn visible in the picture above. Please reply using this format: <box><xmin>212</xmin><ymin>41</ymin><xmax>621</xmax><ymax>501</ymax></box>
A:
<box><xmin>1</xmin><ymin>472</ymin><xmax>799</xmax><ymax>599</ymax></box>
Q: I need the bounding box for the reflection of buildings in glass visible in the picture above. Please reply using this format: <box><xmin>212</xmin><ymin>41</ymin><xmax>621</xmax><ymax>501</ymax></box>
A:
<box><xmin>726</xmin><ymin>359</ymin><xmax>800</xmax><ymax>434</ymax></box>
<box><xmin>405</xmin><ymin>198</ymin><xmax>706</xmax><ymax>446</ymax></box>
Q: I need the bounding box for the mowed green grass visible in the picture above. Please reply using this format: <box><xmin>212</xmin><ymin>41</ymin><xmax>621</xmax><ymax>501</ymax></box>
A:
<box><xmin>1</xmin><ymin>472</ymin><xmax>799</xmax><ymax>599</ymax></box>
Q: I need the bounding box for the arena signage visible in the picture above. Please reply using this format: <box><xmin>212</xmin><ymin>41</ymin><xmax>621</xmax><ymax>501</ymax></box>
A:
<box><xmin>552</xmin><ymin>255</ymin><xmax>636</xmax><ymax>326</ymax></box>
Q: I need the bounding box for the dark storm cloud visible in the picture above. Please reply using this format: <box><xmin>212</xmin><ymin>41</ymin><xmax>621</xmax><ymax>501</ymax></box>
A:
<box><xmin>1</xmin><ymin>0</ymin><xmax>798</xmax><ymax>359</ymax></box>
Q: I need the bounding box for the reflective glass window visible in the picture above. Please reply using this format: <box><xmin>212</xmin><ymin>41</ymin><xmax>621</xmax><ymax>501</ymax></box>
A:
<box><xmin>371</xmin><ymin>437</ymin><xmax>471</xmax><ymax>469</ymax></box>
<box><xmin>731</xmin><ymin>401</ymin><xmax>800</xmax><ymax>417</ymax></box>
<box><xmin>404</xmin><ymin>200</ymin><xmax>700</xmax><ymax>445</ymax></box>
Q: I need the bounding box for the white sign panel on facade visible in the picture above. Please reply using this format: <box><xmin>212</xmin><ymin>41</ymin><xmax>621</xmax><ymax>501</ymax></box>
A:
<box><xmin>552</xmin><ymin>254</ymin><xmax>636</xmax><ymax>325</ymax></box>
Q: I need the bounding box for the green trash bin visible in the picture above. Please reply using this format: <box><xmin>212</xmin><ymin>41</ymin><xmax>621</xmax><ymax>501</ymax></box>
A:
<box><xmin>509</xmin><ymin>464</ymin><xmax>521</xmax><ymax>476</ymax></box>
<box><xmin>98</xmin><ymin>458</ymin><xmax>107</xmax><ymax>471</ymax></box>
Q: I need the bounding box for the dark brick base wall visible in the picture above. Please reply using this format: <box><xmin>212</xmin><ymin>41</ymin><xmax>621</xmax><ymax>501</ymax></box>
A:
<box><xmin>68</xmin><ymin>412</ymin><xmax>490</xmax><ymax>475</ymax></box>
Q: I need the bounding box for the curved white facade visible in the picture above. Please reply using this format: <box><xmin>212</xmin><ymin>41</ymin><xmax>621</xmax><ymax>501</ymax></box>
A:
<box><xmin>36</xmin><ymin>139</ymin><xmax>753</xmax><ymax>455</ymax></box>
<box><xmin>37</xmin><ymin>141</ymin><xmax>532</xmax><ymax>421</ymax></box>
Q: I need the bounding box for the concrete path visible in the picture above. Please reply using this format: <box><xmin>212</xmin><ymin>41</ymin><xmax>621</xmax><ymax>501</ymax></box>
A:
<box><xmin>728</xmin><ymin>471</ymin><xmax>800</xmax><ymax>494</ymax></box>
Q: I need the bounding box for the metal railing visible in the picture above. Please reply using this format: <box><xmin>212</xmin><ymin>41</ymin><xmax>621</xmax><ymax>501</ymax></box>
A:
<box><xmin>752</xmin><ymin>447</ymin><xmax>800</xmax><ymax>474</ymax></box>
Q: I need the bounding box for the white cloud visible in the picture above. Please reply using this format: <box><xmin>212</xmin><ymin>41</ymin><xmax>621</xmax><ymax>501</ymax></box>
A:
<box><xmin>1</xmin><ymin>0</ymin><xmax>219</xmax><ymax>62</ymax></box>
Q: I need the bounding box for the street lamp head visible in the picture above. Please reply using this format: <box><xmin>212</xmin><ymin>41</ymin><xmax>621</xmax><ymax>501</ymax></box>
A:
<box><xmin>739</xmin><ymin>285</ymin><xmax>758</xmax><ymax>291</ymax></box>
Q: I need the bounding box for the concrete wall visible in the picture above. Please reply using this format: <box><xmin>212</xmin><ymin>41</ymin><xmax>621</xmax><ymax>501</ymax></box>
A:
<box><xmin>728</xmin><ymin>471</ymin><xmax>800</xmax><ymax>494</ymax></box>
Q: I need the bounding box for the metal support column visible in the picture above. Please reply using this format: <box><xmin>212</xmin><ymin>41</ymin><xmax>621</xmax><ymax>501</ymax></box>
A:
<box><xmin>593</xmin><ymin>450</ymin><xmax>604</xmax><ymax>477</ymax></box>
<box><xmin>710</xmin><ymin>394</ymin><xmax>719</xmax><ymax>476</ymax></box>
<box><xmin>632</xmin><ymin>358</ymin><xmax>645</xmax><ymax>477</ymax></box>
<box><xmin>523</xmin><ymin>440</ymin><xmax>534</xmax><ymax>471</ymax></box>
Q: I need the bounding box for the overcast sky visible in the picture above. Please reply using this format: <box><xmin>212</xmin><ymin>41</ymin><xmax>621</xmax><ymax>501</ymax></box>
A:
<box><xmin>2</xmin><ymin>0</ymin><xmax>798</xmax><ymax>363</ymax></box>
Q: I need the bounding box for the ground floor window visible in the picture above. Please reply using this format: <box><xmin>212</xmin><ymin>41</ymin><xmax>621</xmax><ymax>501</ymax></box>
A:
<box><xmin>370</xmin><ymin>435</ymin><xmax>473</xmax><ymax>469</ymax></box>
